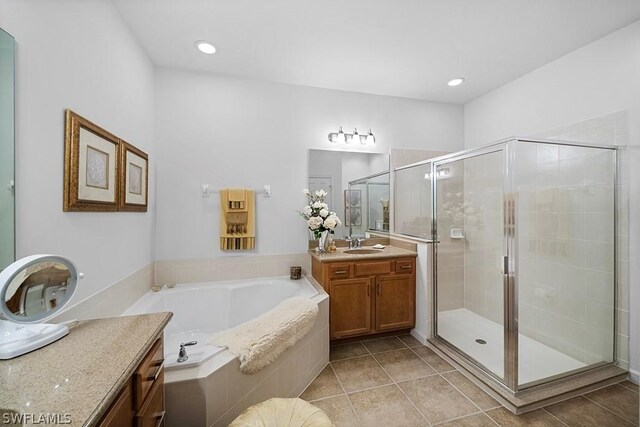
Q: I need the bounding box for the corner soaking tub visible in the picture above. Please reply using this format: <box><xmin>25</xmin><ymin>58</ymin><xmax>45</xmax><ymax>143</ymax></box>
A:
<box><xmin>122</xmin><ymin>276</ymin><xmax>329</xmax><ymax>427</ymax></box>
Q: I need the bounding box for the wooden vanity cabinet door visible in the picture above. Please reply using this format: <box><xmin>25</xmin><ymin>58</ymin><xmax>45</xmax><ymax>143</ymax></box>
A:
<box><xmin>375</xmin><ymin>274</ymin><xmax>415</xmax><ymax>332</ymax></box>
<box><xmin>329</xmin><ymin>278</ymin><xmax>372</xmax><ymax>338</ymax></box>
<box><xmin>98</xmin><ymin>381</ymin><xmax>133</xmax><ymax>427</ymax></box>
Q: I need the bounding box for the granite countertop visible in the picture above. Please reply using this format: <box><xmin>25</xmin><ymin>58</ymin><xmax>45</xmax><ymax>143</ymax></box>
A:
<box><xmin>309</xmin><ymin>245</ymin><xmax>417</xmax><ymax>262</ymax></box>
<box><xmin>0</xmin><ymin>312</ymin><xmax>172</xmax><ymax>427</ymax></box>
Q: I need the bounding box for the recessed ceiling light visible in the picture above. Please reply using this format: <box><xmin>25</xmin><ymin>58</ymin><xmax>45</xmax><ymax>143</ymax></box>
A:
<box><xmin>447</xmin><ymin>78</ymin><xmax>465</xmax><ymax>87</ymax></box>
<box><xmin>195</xmin><ymin>41</ymin><xmax>216</xmax><ymax>55</ymax></box>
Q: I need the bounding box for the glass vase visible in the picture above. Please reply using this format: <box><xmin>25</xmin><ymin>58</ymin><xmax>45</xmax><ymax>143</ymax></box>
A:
<box><xmin>317</xmin><ymin>230</ymin><xmax>330</xmax><ymax>253</ymax></box>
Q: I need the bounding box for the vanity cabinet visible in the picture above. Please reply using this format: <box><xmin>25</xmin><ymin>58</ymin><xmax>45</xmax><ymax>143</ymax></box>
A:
<box><xmin>99</xmin><ymin>336</ymin><xmax>165</xmax><ymax>427</ymax></box>
<box><xmin>312</xmin><ymin>256</ymin><xmax>416</xmax><ymax>339</ymax></box>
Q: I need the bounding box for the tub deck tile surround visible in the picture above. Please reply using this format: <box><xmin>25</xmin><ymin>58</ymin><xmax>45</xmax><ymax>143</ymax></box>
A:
<box><xmin>302</xmin><ymin>335</ymin><xmax>639</xmax><ymax>427</ymax></box>
<box><xmin>0</xmin><ymin>312</ymin><xmax>172</xmax><ymax>427</ymax></box>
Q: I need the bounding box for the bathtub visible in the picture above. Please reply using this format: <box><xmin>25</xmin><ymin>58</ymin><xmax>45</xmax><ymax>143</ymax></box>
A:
<box><xmin>123</xmin><ymin>276</ymin><xmax>329</xmax><ymax>427</ymax></box>
<box><xmin>123</xmin><ymin>276</ymin><xmax>319</xmax><ymax>369</ymax></box>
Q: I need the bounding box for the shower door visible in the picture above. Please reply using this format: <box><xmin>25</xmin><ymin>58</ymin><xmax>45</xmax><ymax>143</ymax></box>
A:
<box><xmin>432</xmin><ymin>143</ymin><xmax>514</xmax><ymax>385</ymax></box>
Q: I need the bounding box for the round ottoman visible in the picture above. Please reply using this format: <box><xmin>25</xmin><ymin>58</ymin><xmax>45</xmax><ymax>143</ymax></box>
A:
<box><xmin>229</xmin><ymin>398</ymin><xmax>333</xmax><ymax>427</ymax></box>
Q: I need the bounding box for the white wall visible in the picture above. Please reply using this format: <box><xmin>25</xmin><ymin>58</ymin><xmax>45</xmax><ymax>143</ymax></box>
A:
<box><xmin>154</xmin><ymin>68</ymin><xmax>464</xmax><ymax>260</ymax></box>
<box><xmin>0</xmin><ymin>0</ymin><xmax>156</xmax><ymax>302</ymax></box>
<box><xmin>464</xmin><ymin>20</ymin><xmax>640</xmax><ymax>378</ymax></box>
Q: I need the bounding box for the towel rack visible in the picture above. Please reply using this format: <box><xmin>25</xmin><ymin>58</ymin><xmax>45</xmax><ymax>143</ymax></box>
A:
<box><xmin>201</xmin><ymin>184</ymin><xmax>271</xmax><ymax>198</ymax></box>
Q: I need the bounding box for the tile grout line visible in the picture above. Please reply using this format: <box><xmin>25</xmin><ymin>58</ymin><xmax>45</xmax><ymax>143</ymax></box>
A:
<box><xmin>368</xmin><ymin>346</ymin><xmax>432</xmax><ymax>426</ymax></box>
<box><xmin>618</xmin><ymin>381</ymin><xmax>640</xmax><ymax>394</ymax></box>
<box><xmin>408</xmin><ymin>345</ymin><xmax>457</xmax><ymax>375</ymax></box>
<box><xmin>431</xmin><ymin>409</ymin><xmax>498</xmax><ymax>426</ymax></box>
<box><xmin>440</xmin><ymin>372</ymin><xmax>490</xmax><ymax>414</ymax></box>
<box><xmin>581</xmin><ymin>393</ymin><xmax>637</xmax><ymax>424</ymax></box>
<box><xmin>540</xmin><ymin>407</ymin><xmax>571</xmax><ymax>427</ymax></box>
<box><xmin>327</xmin><ymin>361</ymin><xmax>364</xmax><ymax>425</ymax></box>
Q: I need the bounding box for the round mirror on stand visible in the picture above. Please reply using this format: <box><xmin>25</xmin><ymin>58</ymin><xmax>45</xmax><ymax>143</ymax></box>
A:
<box><xmin>0</xmin><ymin>254</ymin><xmax>81</xmax><ymax>359</ymax></box>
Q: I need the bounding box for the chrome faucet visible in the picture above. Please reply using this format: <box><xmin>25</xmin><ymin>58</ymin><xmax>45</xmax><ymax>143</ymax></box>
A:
<box><xmin>345</xmin><ymin>236</ymin><xmax>365</xmax><ymax>249</ymax></box>
<box><xmin>345</xmin><ymin>236</ymin><xmax>353</xmax><ymax>248</ymax></box>
<box><xmin>177</xmin><ymin>341</ymin><xmax>198</xmax><ymax>363</ymax></box>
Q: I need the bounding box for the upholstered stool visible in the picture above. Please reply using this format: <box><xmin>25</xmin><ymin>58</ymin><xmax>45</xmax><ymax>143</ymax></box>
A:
<box><xmin>229</xmin><ymin>398</ymin><xmax>333</xmax><ymax>427</ymax></box>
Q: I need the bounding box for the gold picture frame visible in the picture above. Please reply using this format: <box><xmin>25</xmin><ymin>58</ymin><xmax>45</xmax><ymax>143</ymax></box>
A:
<box><xmin>119</xmin><ymin>141</ymin><xmax>148</xmax><ymax>212</ymax></box>
<box><xmin>64</xmin><ymin>109</ymin><xmax>120</xmax><ymax>212</ymax></box>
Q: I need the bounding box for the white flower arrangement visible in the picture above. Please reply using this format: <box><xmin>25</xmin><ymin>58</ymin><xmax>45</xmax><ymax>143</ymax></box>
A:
<box><xmin>299</xmin><ymin>189</ymin><xmax>342</xmax><ymax>239</ymax></box>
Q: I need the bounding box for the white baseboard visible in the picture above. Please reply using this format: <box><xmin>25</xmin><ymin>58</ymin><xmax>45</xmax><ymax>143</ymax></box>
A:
<box><xmin>410</xmin><ymin>329</ymin><xmax>428</xmax><ymax>345</ymax></box>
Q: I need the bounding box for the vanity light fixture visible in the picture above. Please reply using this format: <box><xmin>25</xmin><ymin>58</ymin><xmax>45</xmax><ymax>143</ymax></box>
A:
<box><xmin>328</xmin><ymin>127</ymin><xmax>375</xmax><ymax>145</ymax></box>
<box><xmin>195</xmin><ymin>40</ymin><xmax>216</xmax><ymax>54</ymax></box>
<box><xmin>447</xmin><ymin>77</ymin><xmax>465</xmax><ymax>87</ymax></box>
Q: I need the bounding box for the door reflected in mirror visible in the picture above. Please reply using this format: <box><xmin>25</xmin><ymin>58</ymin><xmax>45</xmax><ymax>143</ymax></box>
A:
<box><xmin>0</xmin><ymin>27</ymin><xmax>15</xmax><ymax>271</ymax></box>
<box><xmin>308</xmin><ymin>149</ymin><xmax>389</xmax><ymax>239</ymax></box>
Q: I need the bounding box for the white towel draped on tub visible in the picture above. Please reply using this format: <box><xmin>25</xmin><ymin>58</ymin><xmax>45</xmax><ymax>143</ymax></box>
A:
<box><xmin>209</xmin><ymin>296</ymin><xmax>319</xmax><ymax>374</ymax></box>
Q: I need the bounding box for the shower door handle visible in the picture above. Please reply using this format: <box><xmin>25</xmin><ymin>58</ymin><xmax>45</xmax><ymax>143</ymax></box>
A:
<box><xmin>503</xmin><ymin>256</ymin><xmax>509</xmax><ymax>275</ymax></box>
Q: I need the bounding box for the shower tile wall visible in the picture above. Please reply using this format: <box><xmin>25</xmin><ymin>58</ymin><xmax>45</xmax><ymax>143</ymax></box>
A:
<box><xmin>515</xmin><ymin>142</ymin><xmax>615</xmax><ymax>365</ymax></box>
<box><xmin>435</xmin><ymin>163</ymin><xmax>465</xmax><ymax>312</ymax></box>
<box><xmin>461</xmin><ymin>152</ymin><xmax>504</xmax><ymax>324</ymax></box>
<box><xmin>535</xmin><ymin>111</ymin><xmax>629</xmax><ymax>369</ymax></box>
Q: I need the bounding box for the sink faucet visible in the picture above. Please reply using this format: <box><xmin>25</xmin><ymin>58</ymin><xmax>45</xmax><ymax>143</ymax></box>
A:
<box><xmin>345</xmin><ymin>236</ymin><xmax>354</xmax><ymax>249</ymax></box>
<box><xmin>345</xmin><ymin>236</ymin><xmax>365</xmax><ymax>249</ymax></box>
<box><xmin>177</xmin><ymin>341</ymin><xmax>198</xmax><ymax>363</ymax></box>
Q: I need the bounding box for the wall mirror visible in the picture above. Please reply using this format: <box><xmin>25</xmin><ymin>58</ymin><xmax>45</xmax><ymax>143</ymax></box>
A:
<box><xmin>0</xmin><ymin>27</ymin><xmax>15</xmax><ymax>271</ymax></box>
<box><xmin>308</xmin><ymin>149</ymin><xmax>389</xmax><ymax>239</ymax></box>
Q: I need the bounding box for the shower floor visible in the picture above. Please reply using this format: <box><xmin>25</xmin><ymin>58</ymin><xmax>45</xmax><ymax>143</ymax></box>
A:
<box><xmin>438</xmin><ymin>308</ymin><xmax>586</xmax><ymax>385</ymax></box>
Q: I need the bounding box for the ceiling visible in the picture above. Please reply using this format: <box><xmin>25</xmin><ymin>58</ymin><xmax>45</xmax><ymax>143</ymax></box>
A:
<box><xmin>112</xmin><ymin>0</ymin><xmax>640</xmax><ymax>104</ymax></box>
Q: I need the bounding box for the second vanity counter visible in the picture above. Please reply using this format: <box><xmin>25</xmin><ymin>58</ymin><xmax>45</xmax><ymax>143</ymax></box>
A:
<box><xmin>0</xmin><ymin>312</ymin><xmax>172</xmax><ymax>427</ymax></box>
<box><xmin>309</xmin><ymin>245</ymin><xmax>417</xmax><ymax>263</ymax></box>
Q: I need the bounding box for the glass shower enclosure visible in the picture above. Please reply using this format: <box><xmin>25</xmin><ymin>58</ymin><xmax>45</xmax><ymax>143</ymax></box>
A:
<box><xmin>430</xmin><ymin>137</ymin><xmax>618</xmax><ymax>394</ymax></box>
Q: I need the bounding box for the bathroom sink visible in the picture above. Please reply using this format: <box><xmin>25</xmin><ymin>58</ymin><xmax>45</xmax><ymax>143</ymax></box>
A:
<box><xmin>343</xmin><ymin>249</ymin><xmax>383</xmax><ymax>255</ymax></box>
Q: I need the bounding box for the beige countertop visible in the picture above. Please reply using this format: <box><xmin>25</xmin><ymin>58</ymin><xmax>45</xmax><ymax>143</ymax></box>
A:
<box><xmin>0</xmin><ymin>312</ymin><xmax>172</xmax><ymax>427</ymax></box>
<box><xmin>309</xmin><ymin>245</ymin><xmax>417</xmax><ymax>262</ymax></box>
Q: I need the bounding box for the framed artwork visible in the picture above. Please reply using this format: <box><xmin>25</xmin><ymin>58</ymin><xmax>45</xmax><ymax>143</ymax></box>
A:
<box><xmin>64</xmin><ymin>109</ymin><xmax>120</xmax><ymax>211</ymax></box>
<box><xmin>345</xmin><ymin>189</ymin><xmax>361</xmax><ymax>207</ymax></box>
<box><xmin>119</xmin><ymin>141</ymin><xmax>148</xmax><ymax>212</ymax></box>
<box><xmin>350</xmin><ymin>207</ymin><xmax>362</xmax><ymax>226</ymax></box>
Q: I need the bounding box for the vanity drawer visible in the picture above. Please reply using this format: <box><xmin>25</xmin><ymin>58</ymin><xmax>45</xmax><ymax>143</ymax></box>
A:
<box><xmin>395</xmin><ymin>259</ymin><xmax>415</xmax><ymax>274</ymax></box>
<box><xmin>134</xmin><ymin>337</ymin><xmax>164</xmax><ymax>410</ymax></box>
<box><xmin>328</xmin><ymin>263</ymin><xmax>352</xmax><ymax>279</ymax></box>
<box><xmin>354</xmin><ymin>261</ymin><xmax>391</xmax><ymax>277</ymax></box>
<box><xmin>135</xmin><ymin>371</ymin><xmax>165</xmax><ymax>427</ymax></box>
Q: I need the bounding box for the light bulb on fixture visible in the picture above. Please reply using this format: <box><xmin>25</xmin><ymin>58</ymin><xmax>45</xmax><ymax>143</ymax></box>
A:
<box><xmin>336</xmin><ymin>126</ymin><xmax>346</xmax><ymax>144</ymax></box>
<box><xmin>348</xmin><ymin>128</ymin><xmax>359</xmax><ymax>144</ymax></box>
<box><xmin>366</xmin><ymin>129</ymin><xmax>375</xmax><ymax>145</ymax></box>
<box><xmin>447</xmin><ymin>78</ymin><xmax>465</xmax><ymax>87</ymax></box>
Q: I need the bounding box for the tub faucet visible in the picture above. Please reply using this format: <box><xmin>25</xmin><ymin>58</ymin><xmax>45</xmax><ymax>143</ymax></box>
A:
<box><xmin>177</xmin><ymin>341</ymin><xmax>198</xmax><ymax>363</ymax></box>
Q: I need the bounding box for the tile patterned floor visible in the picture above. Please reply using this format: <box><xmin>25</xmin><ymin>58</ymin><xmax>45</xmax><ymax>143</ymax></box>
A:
<box><xmin>300</xmin><ymin>335</ymin><xmax>640</xmax><ymax>427</ymax></box>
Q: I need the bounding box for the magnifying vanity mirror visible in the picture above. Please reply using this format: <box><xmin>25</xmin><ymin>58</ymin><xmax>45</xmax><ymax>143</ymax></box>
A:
<box><xmin>308</xmin><ymin>149</ymin><xmax>390</xmax><ymax>239</ymax></box>
<box><xmin>0</xmin><ymin>255</ymin><xmax>81</xmax><ymax>359</ymax></box>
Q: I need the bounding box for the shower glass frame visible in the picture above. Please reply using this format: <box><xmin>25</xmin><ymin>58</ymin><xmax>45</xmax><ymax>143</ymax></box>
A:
<box><xmin>429</xmin><ymin>137</ymin><xmax>618</xmax><ymax>394</ymax></box>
